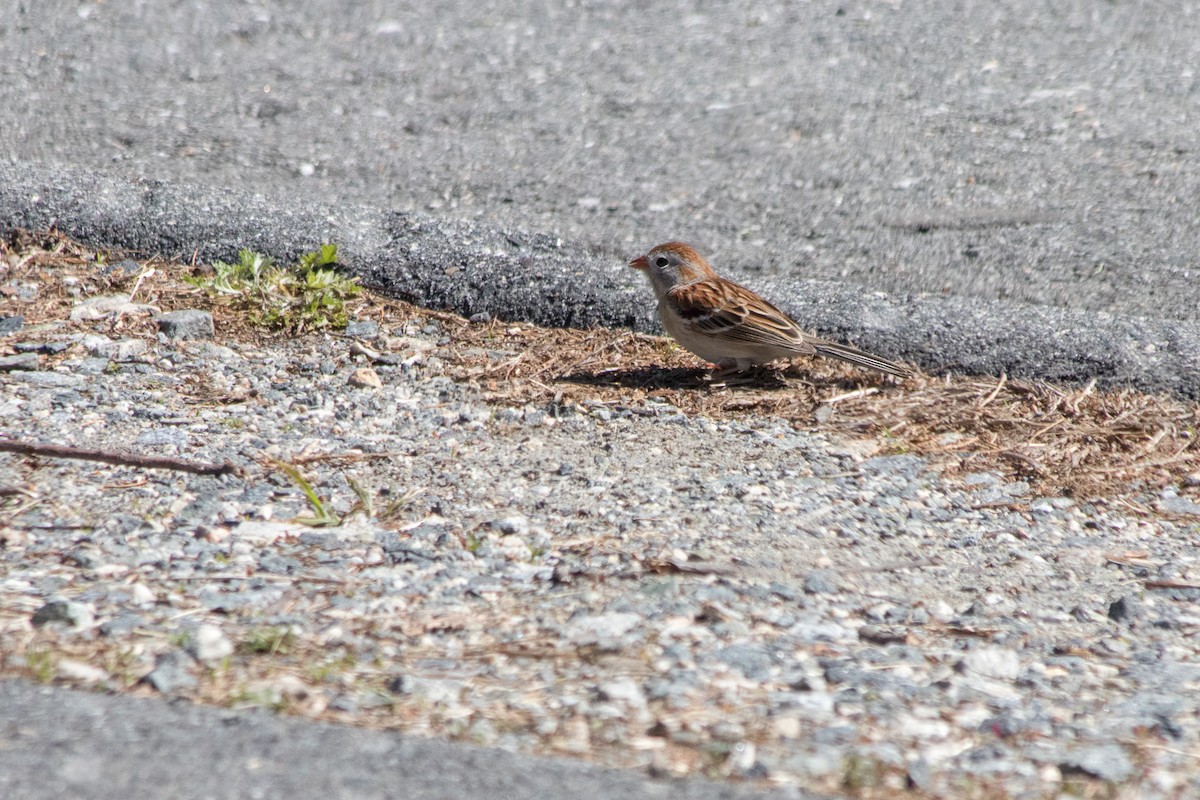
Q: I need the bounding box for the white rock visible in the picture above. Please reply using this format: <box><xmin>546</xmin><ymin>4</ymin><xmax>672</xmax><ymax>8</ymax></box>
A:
<box><xmin>128</xmin><ymin>583</ymin><xmax>156</xmax><ymax>606</ymax></box>
<box><xmin>56</xmin><ymin>659</ymin><xmax>109</xmax><ymax>684</ymax></box>
<box><xmin>566</xmin><ymin>612</ymin><xmax>641</xmax><ymax>646</ymax></box>
<box><xmin>961</xmin><ymin>646</ymin><xmax>1022</xmax><ymax>681</ymax></box>
<box><xmin>771</xmin><ymin>716</ymin><xmax>802</xmax><ymax>739</ymax></box>
<box><xmin>187</xmin><ymin>624</ymin><xmax>234</xmax><ymax>662</ymax></box>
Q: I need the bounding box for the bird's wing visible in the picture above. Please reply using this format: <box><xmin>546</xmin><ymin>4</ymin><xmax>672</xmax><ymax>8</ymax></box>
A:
<box><xmin>668</xmin><ymin>278</ymin><xmax>912</xmax><ymax>378</ymax></box>
<box><xmin>666</xmin><ymin>278</ymin><xmax>812</xmax><ymax>352</ymax></box>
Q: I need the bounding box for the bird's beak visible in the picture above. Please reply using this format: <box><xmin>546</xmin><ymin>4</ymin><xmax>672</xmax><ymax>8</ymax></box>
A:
<box><xmin>629</xmin><ymin>255</ymin><xmax>649</xmax><ymax>271</ymax></box>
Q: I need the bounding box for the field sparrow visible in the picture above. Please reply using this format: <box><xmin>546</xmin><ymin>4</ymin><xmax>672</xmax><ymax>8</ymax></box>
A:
<box><xmin>630</xmin><ymin>242</ymin><xmax>911</xmax><ymax>378</ymax></box>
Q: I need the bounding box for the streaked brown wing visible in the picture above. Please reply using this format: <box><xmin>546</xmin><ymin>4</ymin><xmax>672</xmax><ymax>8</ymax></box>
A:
<box><xmin>667</xmin><ymin>279</ymin><xmax>809</xmax><ymax>351</ymax></box>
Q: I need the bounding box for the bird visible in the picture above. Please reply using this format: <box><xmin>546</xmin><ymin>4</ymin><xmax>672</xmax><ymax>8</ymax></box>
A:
<box><xmin>629</xmin><ymin>242</ymin><xmax>911</xmax><ymax>378</ymax></box>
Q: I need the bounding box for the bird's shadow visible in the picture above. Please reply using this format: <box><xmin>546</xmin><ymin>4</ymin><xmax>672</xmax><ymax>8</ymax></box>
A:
<box><xmin>558</xmin><ymin>365</ymin><xmax>868</xmax><ymax>392</ymax></box>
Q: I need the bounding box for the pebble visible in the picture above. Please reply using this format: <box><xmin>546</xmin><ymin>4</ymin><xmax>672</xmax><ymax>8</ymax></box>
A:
<box><xmin>185</xmin><ymin>624</ymin><xmax>235</xmax><ymax>662</ymax></box>
<box><xmin>56</xmin><ymin>659</ymin><xmax>109</xmax><ymax>684</ymax></box>
<box><xmin>1060</xmin><ymin>744</ymin><xmax>1135</xmax><ymax>783</ymax></box>
<box><xmin>157</xmin><ymin>309</ymin><xmax>214</xmax><ymax>339</ymax></box>
<box><xmin>960</xmin><ymin>646</ymin><xmax>1022</xmax><ymax>681</ymax></box>
<box><xmin>348</xmin><ymin>367</ymin><xmax>383</xmax><ymax>388</ymax></box>
<box><xmin>31</xmin><ymin>600</ymin><xmax>94</xmax><ymax>630</ymax></box>
<box><xmin>0</xmin><ymin>353</ymin><xmax>39</xmax><ymax>371</ymax></box>
<box><xmin>344</xmin><ymin>320</ymin><xmax>379</xmax><ymax>339</ymax></box>
<box><xmin>143</xmin><ymin>651</ymin><xmax>197</xmax><ymax>693</ymax></box>
<box><xmin>566</xmin><ymin>613</ymin><xmax>641</xmax><ymax>648</ymax></box>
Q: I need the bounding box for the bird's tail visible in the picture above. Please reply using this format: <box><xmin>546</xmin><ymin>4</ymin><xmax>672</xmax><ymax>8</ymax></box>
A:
<box><xmin>810</xmin><ymin>340</ymin><xmax>911</xmax><ymax>378</ymax></box>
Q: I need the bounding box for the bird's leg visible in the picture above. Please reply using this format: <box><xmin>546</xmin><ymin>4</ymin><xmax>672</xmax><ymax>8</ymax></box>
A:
<box><xmin>709</xmin><ymin>358</ymin><xmax>755</xmax><ymax>383</ymax></box>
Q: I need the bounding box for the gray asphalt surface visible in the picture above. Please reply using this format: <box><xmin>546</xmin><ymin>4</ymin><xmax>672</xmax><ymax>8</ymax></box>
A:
<box><xmin>4</xmin><ymin>0</ymin><xmax>1200</xmax><ymax>322</ymax></box>
<box><xmin>0</xmin><ymin>680</ymin><xmax>789</xmax><ymax>800</ymax></box>
<box><xmin>4</xmin><ymin>1</ymin><xmax>1200</xmax><ymax>396</ymax></box>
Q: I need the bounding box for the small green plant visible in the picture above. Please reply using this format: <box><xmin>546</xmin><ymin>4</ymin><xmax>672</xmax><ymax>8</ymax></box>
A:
<box><xmin>240</xmin><ymin>626</ymin><xmax>295</xmax><ymax>656</ymax></box>
<box><xmin>379</xmin><ymin>486</ymin><xmax>425</xmax><ymax>522</ymax></box>
<box><xmin>307</xmin><ymin>650</ymin><xmax>358</xmax><ymax>683</ymax></box>
<box><xmin>25</xmin><ymin>648</ymin><xmax>56</xmax><ymax>683</ymax></box>
<box><xmin>229</xmin><ymin>686</ymin><xmax>289</xmax><ymax>712</ymax></box>
<box><xmin>187</xmin><ymin>244</ymin><xmax>359</xmax><ymax>332</ymax></box>
<box><xmin>272</xmin><ymin>459</ymin><xmax>340</xmax><ymax>527</ymax></box>
<box><xmin>842</xmin><ymin>753</ymin><xmax>885</xmax><ymax>791</ymax></box>
<box><xmin>346</xmin><ymin>474</ymin><xmax>373</xmax><ymax>518</ymax></box>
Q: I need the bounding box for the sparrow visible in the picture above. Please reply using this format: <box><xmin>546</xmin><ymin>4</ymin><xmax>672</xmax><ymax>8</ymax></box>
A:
<box><xmin>630</xmin><ymin>242</ymin><xmax>910</xmax><ymax>378</ymax></box>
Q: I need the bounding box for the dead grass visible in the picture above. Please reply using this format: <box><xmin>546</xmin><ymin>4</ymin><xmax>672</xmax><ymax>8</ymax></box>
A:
<box><xmin>3</xmin><ymin>228</ymin><xmax>1199</xmax><ymax>511</ymax></box>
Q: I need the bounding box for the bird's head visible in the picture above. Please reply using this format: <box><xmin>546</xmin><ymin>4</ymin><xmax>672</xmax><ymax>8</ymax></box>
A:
<box><xmin>629</xmin><ymin>242</ymin><xmax>715</xmax><ymax>294</ymax></box>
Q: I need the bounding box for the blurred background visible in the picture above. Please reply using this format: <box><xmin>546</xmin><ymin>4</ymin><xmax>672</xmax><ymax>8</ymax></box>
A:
<box><xmin>3</xmin><ymin>0</ymin><xmax>1198</xmax><ymax>321</ymax></box>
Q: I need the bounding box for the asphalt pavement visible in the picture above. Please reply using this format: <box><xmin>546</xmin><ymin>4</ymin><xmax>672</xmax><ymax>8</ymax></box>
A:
<box><xmin>0</xmin><ymin>680</ymin><xmax>790</xmax><ymax>800</ymax></box>
<box><xmin>3</xmin><ymin>1</ymin><xmax>1200</xmax><ymax>395</ymax></box>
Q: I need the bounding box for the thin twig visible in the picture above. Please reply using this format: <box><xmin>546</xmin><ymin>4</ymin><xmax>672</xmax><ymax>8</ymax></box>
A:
<box><xmin>978</xmin><ymin>373</ymin><xmax>1007</xmax><ymax>408</ymax></box>
<box><xmin>824</xmin><ymin>387</ymin><xmax>880</xmax><ymax>405</ymax></box>
<box><xmin>999</xmin><ymin>449</ymin><xmax>1045</xmax><ymax>475</ymax></box>
<box><xmin>0</xmin><ymin>438</ymin><xmax>238</xmax><ymax>476</ymax></box>
<box><xmin>1146</xmin><ymin>579</ymin><xmax>1200</xmax><ymax>591</ymax></box>
<box><xmin>289</xmin><ymin>451</ymin><xmax>398</xmax><ymax>465</ymax></box>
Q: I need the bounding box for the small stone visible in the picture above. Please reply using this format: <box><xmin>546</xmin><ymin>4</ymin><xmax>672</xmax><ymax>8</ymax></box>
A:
<box><xmin>771</xmin><ymin>716</ymin><xmax>802</xmax><ymax>739</ymax></box>
<box><xmin>185</xmin><ymin>624</ymin><xmax>234</xmax><ymax>662</ymax></box>
<box><xmin>158</xmin><ymin>309</ymin><xmax>214</xmax><ymax>340</ymax></box>
<box><xmin>349</xmin><ymin>367</ymin><xmax>383</xmax><ymax>388</ymax></box>
<box><xmin>566</xmin><ymin>612</ymin><xmax>641</xmax><ymax>648</ymax></box>
<box><xmin>803</xmin><ymin>569</ymin><xmax>839</xmax><ymax>594</ymax></box>
<box><xmin>0</xmin><ymin>315</ymin><xmax>24</xmax><ymax>334</ymax></box>
<box><xmin>492</xmin><ymin>516</ymin><xmax>529</xmax><ymax>536</ymax></box>
<box><xmin>1060</xmin><ymin>744</ymin><xmax>1134</xmax><ymax>783</ymax></box>
<box><xmin>135</xmin><ymin>428</ymin><xmax>189</xmax><ymax>448</ymax></box>
<box><xmin>388</xmin><ymin>676</ymin><xmax>464</xmax><ymax>707</ymax></box>
<box><xmin>1160</xmin><ymin>493</ymin><xmax>1200</xmax><ymax>516</ymax></box>
<box><xmin>127</xmin><ymin>583</ymin><xmax>156</xmax><ymax>606</ymax></box>
<box><xmin>859</xmin><ymin>454</ymin><xmax>926</xmax><ymax>477</ymax></box>
<box><xmin>960</xmin><ymin>646</ymin><xmax>1021</xmax><ymax>681</ymax></box>
<box><xmin>13</xmin><ymin>340</ymin><xmax>69</xmax><ymax>354</ymax></box>
<box><xmin>70</xmin><ymin>294</ymin><xmax>137</xmax><ymax>322</ymax></box>
<box><xmin>858</xmin><ymin>624</ymin><xmax>908</xmax><ymax>644</ymax></box>
<box><xmin>114</xmin><ymin>339</ymin><xmax>148</xmax><ymax>361</ymax></box>
<box><xmin>81</xmin><ymin>333</ymin><xmax>116</xmax><ymax>358</ymax></box>
<box><xmin>5</xmin><ymin>371</ymin><xmax>81</xmax><ymax>387</ymax></box>
<box><xmin>31</xmin><ymin>600</ymin><xmax>94</xmax><ymax>630</ymax></box>
<box><xmin>0</xmin><ymin>353</ymin><xmax>40</xmax><ymax>371</ymax></box>
<box><xmin>596</xmin><ymin>677</ymin><xmax>647</xmax><ymax>708</ymax></box>
<box><xmin>344</xmin><ymin>320</ymin><xmax>379</xmax><ymax>339</ymax></box>
<box><xmin>143</xmin><ymin>651</ymin><xmax>197</xmax><ymax>693</ymax></box>
<box><xmin>82</xmin><ymin>335</ymin><xmax>146</xmax><ymax>362</ymax></box>
<box><xmin>56</xmin><ymin>659</ymin><xmax>109</xmax><ymax>684</ymax></box>
<box><xmin>1108</xmin><ymin>595</ymin><xmax>1140</xmax><ymax>623</ymax></box>
<box><xmin>907</xmin><ymin>759</ymin><xmax>934</xmax><ymax>791</ymax></box>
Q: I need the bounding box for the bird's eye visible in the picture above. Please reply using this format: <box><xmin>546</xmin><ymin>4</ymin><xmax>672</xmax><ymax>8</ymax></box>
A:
<box><xmin>654</xmin><ymin>256</ymin><xmax>669</xmax><ymax>268</ymax></box>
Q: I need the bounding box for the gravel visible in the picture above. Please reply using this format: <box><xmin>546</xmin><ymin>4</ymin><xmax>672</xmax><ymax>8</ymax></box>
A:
<box><xmin>3</xmin><ymin>308</ymin><xmax>1199</xmax><ymax>798</ymax></box>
